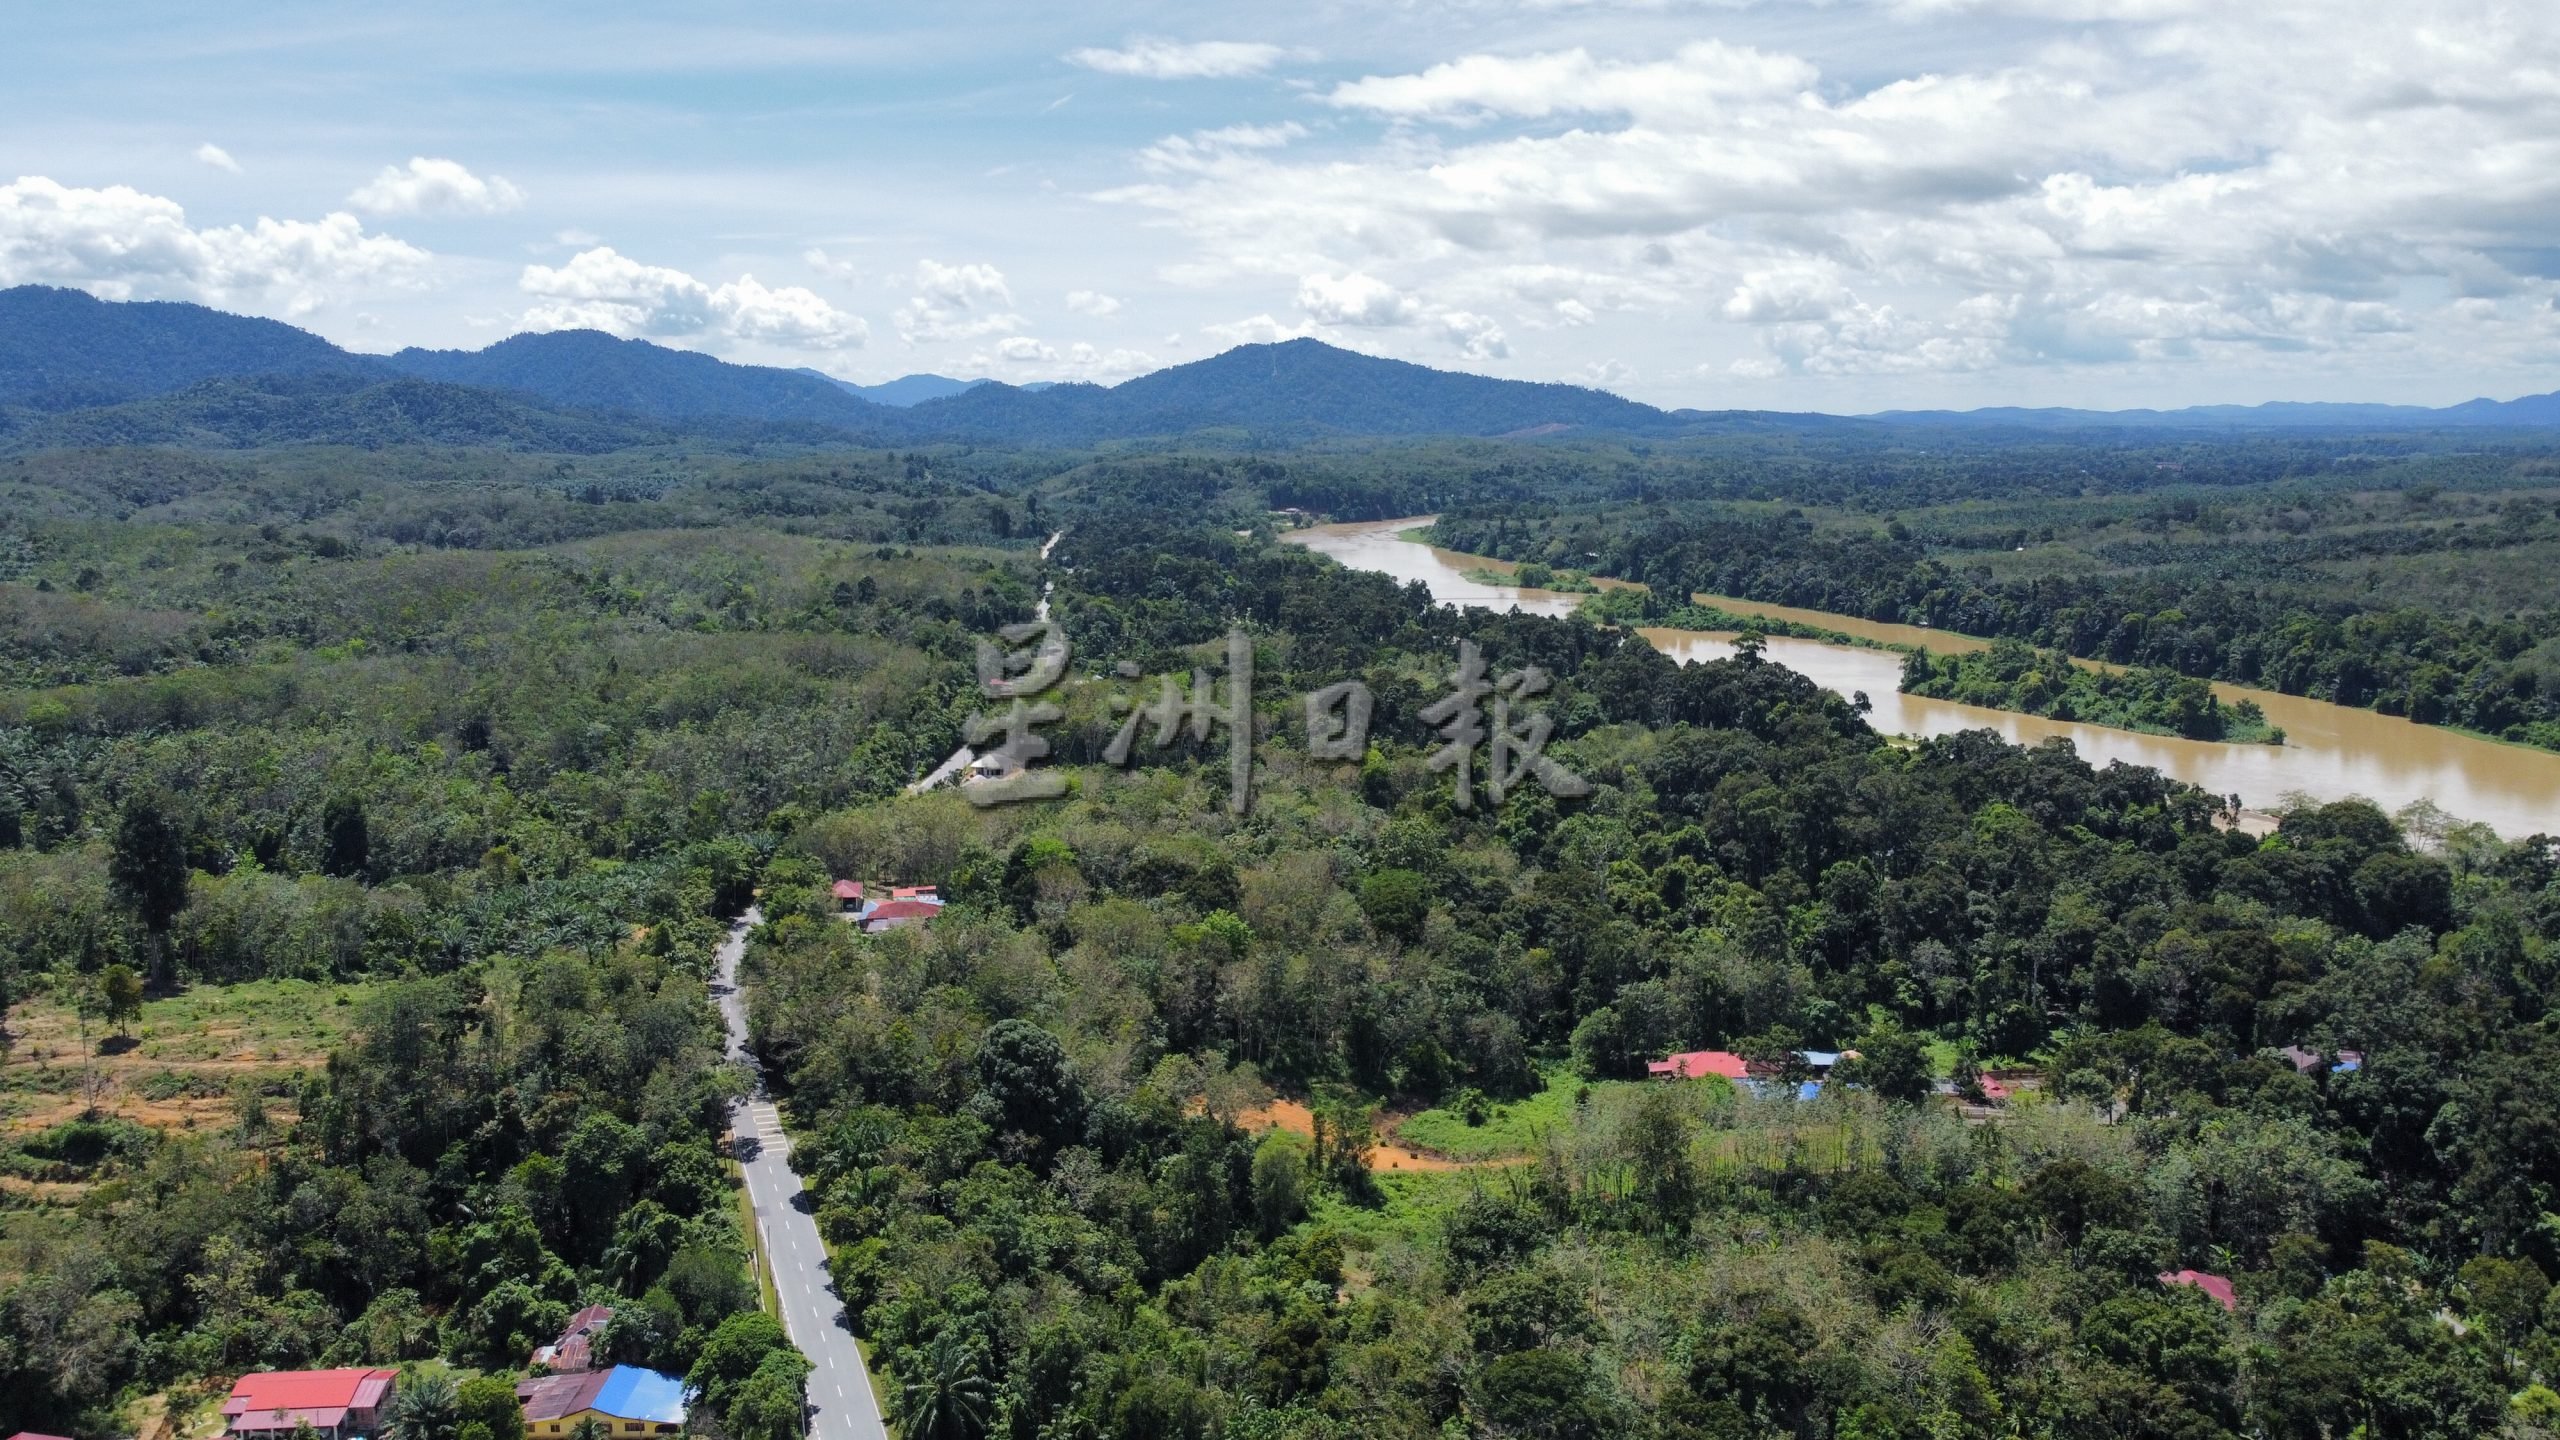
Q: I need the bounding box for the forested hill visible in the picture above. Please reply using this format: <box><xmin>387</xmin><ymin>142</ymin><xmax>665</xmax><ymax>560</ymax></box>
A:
<box><xmin>898</xmin><ymin>338</ymin><xmax>1693</xmax><ymax>441</ymax></box>
<box><xmin>1</xmin><ymin>372</ymin><xmax>683</xmax><ymax>453</ymax></box>
<box><xmin>10</xmin><ymin>285</ymin><xmax>2560</xmax><ymax>447</ymax></box>
<box><xmin>384</xmin><ymin>330</ymin><xmax>896</xmax><ymax>431</ymax></box>
<box><xmin>0</xmin><ymin>285</ymin><xmax>379</xmax><ymax>411</ymax></box>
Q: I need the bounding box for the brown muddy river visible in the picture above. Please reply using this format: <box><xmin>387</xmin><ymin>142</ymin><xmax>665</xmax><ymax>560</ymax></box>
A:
<box><xmin>1285</xmin><ymin>517</ymin><xmax>2560</xmax><ymax>839</ymax></box>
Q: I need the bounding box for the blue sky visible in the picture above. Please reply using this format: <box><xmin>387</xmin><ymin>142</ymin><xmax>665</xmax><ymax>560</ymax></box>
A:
<box><xmin>7</xmin><ymin>1</ymin><xmax>2559</xmax><ymax>411</ymax></box>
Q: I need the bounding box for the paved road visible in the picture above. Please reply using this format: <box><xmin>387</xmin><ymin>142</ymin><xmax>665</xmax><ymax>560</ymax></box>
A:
<box><xmin>714</xmin><ymin>909</ymin><xmax>891</xmax><ymax>1440</ymax></box>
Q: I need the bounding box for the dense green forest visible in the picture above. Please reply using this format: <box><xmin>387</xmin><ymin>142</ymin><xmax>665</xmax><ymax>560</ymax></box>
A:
<box><xmin>1899</xmin><ymin>641</ymin><xmax>2286</xmax><ymax>744</ymax></box>
<box><xmin>0</xmin><ymin>446</ymin><xmax>1044</xmax><ymax>1436</ymax></box>
<box><xmin>1431</xmin><ymin>466</ymin><xmax>2560</xmax><ymax>751</ymax></box>
<box><xmin>3</xmin><ymin>429</ymin><xmax>2559</xmax><ymax>1440</ymax></box>
<box><xmin>736</xmin><ymin>521</ymin><xmax>2560</xmax><ymax>1439</ymax></box>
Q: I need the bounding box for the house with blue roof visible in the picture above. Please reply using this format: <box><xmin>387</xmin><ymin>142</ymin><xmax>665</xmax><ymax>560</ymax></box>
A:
<box><xmin>517</xmin><ymin>1365</ymin><xmax>688</xmax><ymax>1437</ymax></box>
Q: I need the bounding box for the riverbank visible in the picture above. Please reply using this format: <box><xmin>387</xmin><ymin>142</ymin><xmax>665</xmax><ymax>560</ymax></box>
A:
<box><xmin>1288</xmin><ymin>516</ymin><xmax>2560</xmax><ymax>838</ymax></box>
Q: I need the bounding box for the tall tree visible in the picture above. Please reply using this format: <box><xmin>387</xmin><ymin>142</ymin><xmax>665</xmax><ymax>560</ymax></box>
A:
<box><xmin>109</xmin><ymin>790</ymin><xmax>188</xmax><ymax>987</ymax></box>
<box><xmin>1626</xmin><ymin>1085</ymin><xmax>1700</xmax><ymax>1236</ymax></box>
<box><xmin>894</xmin><ymin>1329</ymin><xmax>992</xmax><ymax>1440</ymax></box>
<box><xmin>321</xmin><ymin>793</ymin><xmax>370</xmax><ymax>879</ymax></box>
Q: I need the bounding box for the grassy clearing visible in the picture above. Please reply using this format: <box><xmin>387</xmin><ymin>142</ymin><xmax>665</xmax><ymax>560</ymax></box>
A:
<box><xmin>0</xmin><ymin>978</ymin><xmax>371</xmax><ymax>1138</ymax></box>
<box><xmin>1306</xmin><ymin>1168</ymin><xmax>1485</xmax><ymax>1252</ymax></box>
<box><xmin>1392</xmin><ymin>1067</ymin><xmax>1671</xmax><ymax>1161</ymax></box>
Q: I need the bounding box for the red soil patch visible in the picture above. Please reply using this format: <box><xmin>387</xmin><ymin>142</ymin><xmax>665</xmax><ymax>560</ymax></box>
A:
<box><xmin>1235</xmin><ymin>1098</ymin><xmax>1485</xmax><ymax>1173</ymax></box>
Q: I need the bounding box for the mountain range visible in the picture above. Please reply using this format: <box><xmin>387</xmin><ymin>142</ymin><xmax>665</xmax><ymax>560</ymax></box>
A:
<box><xmin>4</xmin><ymin>285</ymin><xmax>2556</xmax><ymax>450</ymax></box>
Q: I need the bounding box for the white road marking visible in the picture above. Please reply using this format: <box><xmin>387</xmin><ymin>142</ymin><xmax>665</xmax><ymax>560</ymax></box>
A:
<box><xmin>714</xmin><ymin>909</ymin><xmax>890</xmax><ymax>1440</ymax></box>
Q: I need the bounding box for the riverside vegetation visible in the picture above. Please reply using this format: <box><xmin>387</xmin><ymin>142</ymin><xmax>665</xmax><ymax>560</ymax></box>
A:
<box><xmin>0</xmin><ymin>432</ymin><xmax>2556</xmax><ymax>1440</ymax></box>
<box><xmin>1899</xmin><ymin>640</ymin><xmax>2287</xmax><ymax>745</ymax></box>
<box><xmin>1428</xmin><ymin>455</ymin><xmax>2560</xmax><ymax>753</ymax></box>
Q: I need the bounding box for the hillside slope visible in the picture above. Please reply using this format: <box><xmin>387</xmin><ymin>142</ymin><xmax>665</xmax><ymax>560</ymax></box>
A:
<box><xmin>0</xmin><ymin>285</ymin><xmax>383</xmax><ymax>410</ymax></box>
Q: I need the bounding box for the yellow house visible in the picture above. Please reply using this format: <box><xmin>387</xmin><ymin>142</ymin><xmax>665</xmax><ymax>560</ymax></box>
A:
<box><xmin>515</xmin><ymin>1366</ymin><xmax>686</xmax><ymax>1438</ymax></box>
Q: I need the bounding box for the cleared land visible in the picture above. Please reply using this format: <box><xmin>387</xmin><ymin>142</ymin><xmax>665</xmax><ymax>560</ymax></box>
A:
<box><xmin>0</xmin><ymin>978</ymin><xmax>368</xmax><ymax>1141</ymax></box>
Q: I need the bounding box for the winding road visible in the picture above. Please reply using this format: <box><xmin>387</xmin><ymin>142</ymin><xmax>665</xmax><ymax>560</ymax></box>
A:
<box><xmin>713</xmin><ymin>909</ymin><xmax>891</xmax><ymax>1440</ymax></box>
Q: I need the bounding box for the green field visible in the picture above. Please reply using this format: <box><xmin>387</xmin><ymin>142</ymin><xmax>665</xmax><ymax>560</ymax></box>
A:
<box><xmin>1390</xmin><ymin>1066</ymin><xmax>1669</xmax><ymax>1160</ymax></box>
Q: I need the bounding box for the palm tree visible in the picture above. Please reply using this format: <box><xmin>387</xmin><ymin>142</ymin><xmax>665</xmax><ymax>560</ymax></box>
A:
<box><xmin>566</xmin><ymin>1417</ymin><xmax>610</xmax><ymax>1440</ymax></box>
<box><xmin>387</xmin><ymin>1374</ymin><xmax>462</xmax><ymax>1440</ymax></box>
<box><xmin>892</xmin><ymin>1330</ymin><xmax>991</xmax><ymax>1440</ymax></box>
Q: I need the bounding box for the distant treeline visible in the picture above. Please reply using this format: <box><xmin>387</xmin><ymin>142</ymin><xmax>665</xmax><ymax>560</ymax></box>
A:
<box><xmin>1434</xmin><ymin>505</ymin><xmax>2560</xmax><ymax>751</ymax></box>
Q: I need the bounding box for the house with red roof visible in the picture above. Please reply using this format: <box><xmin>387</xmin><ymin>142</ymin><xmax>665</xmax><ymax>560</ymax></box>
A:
<box><xmin>531</xmin><ymin>1302</ymin><xmax>614</xmax><ymax>1373</ymax></box>
<box><xmin>223</xmin><ymin>1368</ymin><xmax>398</xmax><ymax>1440</ymax></box>
<box><xmin>831</xmin><ymin>880</ymin><xmax>864</xmax><ymax>913</ymax></box>
<box><xmin>861</xmin><ymin>898</ymin><xmax>941</xmax><ymax>933</ymax></box>
<box><xmin>1647</xmin><ymin>1050</ymin><xmax>1750</xmax><ymax>1081</ymax></box>
<box><xmin>2159</xmin><ymin>1269</ymin><xmax>2238</xmax><ymax>1312</ymax></box>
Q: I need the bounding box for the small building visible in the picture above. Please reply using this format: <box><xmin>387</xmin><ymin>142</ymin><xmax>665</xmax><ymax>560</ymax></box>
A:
<box><xmin>2277</xmin><ymin>1045</ymin><xmax>2363</xmax><ymax>1074</ymax></box>
<box><xmin>518</xmin><ymin>1366</ymin><xmax>688</xmax><ymax>1439</ymax></box>
<box><xmin>2159</xmin><ymin>1269</ymin><xmax>2239</xmax><ymax>1312</ymax></box>
<box><xmin>1974</xmin><ymin>1068</ymin><xmax>2042</xmax><ymax>1104</ymax></box>
<box><xmin>223</xmin><ymin>1369</ymin><xmax>398</xmax><ymax>1440</ymax></box>
<box><xmin>1647</xmin><ymin>1050</ymin><xmax>1750</xmax><ymax>1081</ymax></box>
<box><xmin>861</xmin><ymin>898</ymin><xmax>941</xmax><ymax>934</ymax></box>
<box><xmin>831</xmin><ymin>880</ymin><xmax>864</xmax><ymax>914</ymax></box>
<box><xmin>531</xmin><ymin>1303</ymin><xmax>614</xmax><ymax>1373</ymax></box>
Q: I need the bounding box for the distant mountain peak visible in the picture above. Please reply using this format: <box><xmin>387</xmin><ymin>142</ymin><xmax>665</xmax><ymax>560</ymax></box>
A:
<box><xmin>7</xmin><ymin>289</ymin><xmax>2559</xmax><ymax>446</ymax></box>
<box><xmin>794</xmin><ymin>369</ymin><xmax>996</xmax><ymax>407</ymax></box>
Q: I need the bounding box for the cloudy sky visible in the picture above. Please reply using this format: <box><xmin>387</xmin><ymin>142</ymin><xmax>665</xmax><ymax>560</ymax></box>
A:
<box><xmin>7</xmin><ymin>1</ymin><xmax>2559</xmax><ymax>411</ymax></box>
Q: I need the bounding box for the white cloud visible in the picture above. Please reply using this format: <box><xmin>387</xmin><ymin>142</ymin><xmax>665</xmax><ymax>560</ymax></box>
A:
<box><xmin>349</xmin><ymin>157</ymin><xmax>524</xmax><ymax>216</ymax></box>
<box><xmin>1065</xmin><ymin>288</ymin><xmax>1121</xmax><ymax>317</ymax></box>
<box><xmin>1202</xmin><ymin>313</ymin><xmax>1330</xmax><ymax>346</ymax></box>
<box><xmin>1102</xmin><ymin>2</ymin><xmax>2560</xmax><ymax>393</ymax></box>
<box><xmin>894</xmin><ymin>259</ymin><xmax>1023</xmax><ymax>342</ymax></box>
<box><xmin>1585</xmin><ymin>359</ymin><xmax>1635</xmax><ymax>388</ymax></box>
<box><xmin>1062</xmin><ymin>342</ymin><xmax>1158</xmax><ymax>381</ymax></box>
<box><xmin>1295</xmin><ymin>272</ymin><xmax>1508</xmax><ymax>358</ymax></box>
<box><xmin>194</xmin><ymin>143</ymin><xmax>241</xmax><ymax>174</ymax></box>
<box><xmin>1325</xmin><ymin>42</ymin><xmax>1815</xmax><ymax>126</ymax></box>
<box><xmin>1438</xmin><ymin>310</ymin><xmax>1510</xmax><ymax>360</ymax></box>
<box><xmin>804</xmin><ymin>247</ymin><xmax>861</xmax><ymax>283</ymax></box>
<box><xmin>1065</xmin><ymin>38</ymin><xmax>1288</xmax><ymax>79</ymax></box>
<box><xmin>0</xmin><ymin>175</ymin><xmax>427</xmax><ymax>314</ymax></box>
<box><xmin>968</xmin><ymin>338</ymin><xmax>1159</xmax><ymax>384</ymax></box>
<box><xmin>1138</xmin><ymin>122</ymin><xmax>1309</xmax><ymax>176</ymax></box>
<box><xmin>1297</xmin><ymin>272</ymin><xmax>1418</xmax><ymax>327</ymax></box>
<box><xmin>517</xmin><ymin>246</ymin><xmax>867</xmax><ymax>349</ymax></box>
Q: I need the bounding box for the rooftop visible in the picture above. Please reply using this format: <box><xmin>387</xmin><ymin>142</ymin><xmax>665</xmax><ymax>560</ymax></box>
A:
<box><xmin>518</xmin><ymin>1366</ymin><xmax>687</xmax><ymax>1425</ymax></box>
<box><xmin>224</xmin><ymin>1370</ymin><xmax>398</xmax><ymax>1418</ymax></box>
<box><xmin>1647</xmin><ymin>1050</ymin><xmax>1749</xmax><ymax>1081</ymax></box>
<box><xmin>2160</xmin><ymin>1269</ymin><xmax>2239</xmax><ymax>1312</ymax></box>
